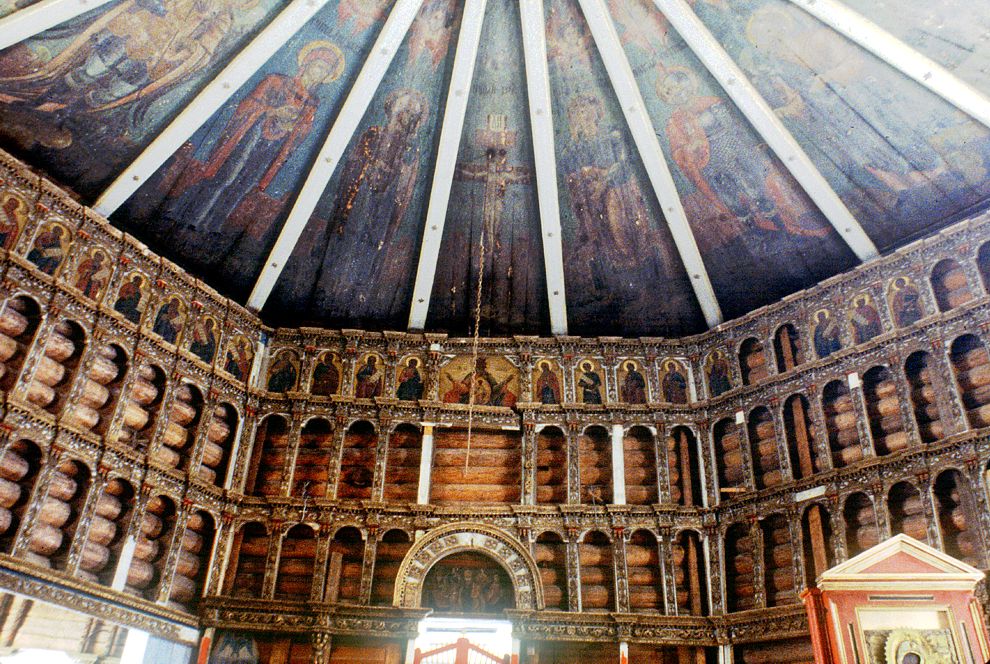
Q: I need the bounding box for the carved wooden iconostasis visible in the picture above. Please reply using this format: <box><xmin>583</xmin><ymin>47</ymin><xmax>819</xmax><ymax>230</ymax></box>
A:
<box><xmin>804</xmin><ymin>535</ymin><xmax>990</xmax><ymax>664</ymax></box>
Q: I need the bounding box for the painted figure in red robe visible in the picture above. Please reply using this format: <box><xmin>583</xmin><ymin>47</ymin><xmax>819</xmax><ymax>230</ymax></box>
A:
<box><xmin>167</xmin><ymin>42</ymin><xmax>343</xmax><ymax>232</ymax></box>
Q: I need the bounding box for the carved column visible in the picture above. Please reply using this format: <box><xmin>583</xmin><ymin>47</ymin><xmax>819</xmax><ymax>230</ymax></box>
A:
<box><xmin>280</xmin><ymin>413</ymin><xmax>304</xmax><ymax>497</ymax></box>
<box><xmin>565</xmin><ymin>528</ymin><xmax>581</xmax><ymax>612</ymax></box>
<box><xmin>787</xmin><ymin>507</ymin><xmax>807</xmax><ymax>593</ymax></box>
<box><xmin>658</xmin><ymin>528</ymin><xmax>677</xmax><ymax>615</ymax></box>
<box><xmin>735</xmin><ymin>411</ymin><xmax>757</xmax><ymax>492</ymax></box>
<box><xmin>888</xmin><ymin>355</ymin><xmax>922</xmax><ymax>448</ymax></box>
<box><xmin>962</xmin><ymin>460</ymin><xmax>990</xmax><ymax>569</ymax></box>
<box><xmin>612</xmin><ymin>527</ymin><xmax>629</xmax><ymax>613</ymax></box>
<box><xmin>311</xmin><ymin>631</ymin><xmax>332</xmax><ymax>664</ymax></box>
<box><xmin>205</xmin><ymin>513</ymin><xmax>237</xmax><ymax>596</ymax></box>
<box><xmin>326</xmin><ymin>418</ymin><xmax>349</xmax><ymax>500</ymax></box>
<box><xmin>807</xmin><ymin>387</ymin><xmax>834</xmax><ymax>472</ymax></box>
<box><xmin>359</xmin><ymin>528</ymin><xmax>379</xmax><ymax>605</ymax></box>
<box><xmin>654</xmin><ymin>423</ymin><xmax>671</xmax><ymax>504</ymax></box>
<box><xmin>770</xmin><ymin>398</ymin><xmax>794</xmax><ymax>482</ymax></box>
<box><xmin>915</xmin><ymin>473</ymin><xmax>941</xmax><ymax>548</ymax></box>
<box><xmin>187</xmin><ymin>387</ymin><xmax>221</xmax><ymax>481</ymax></box>
<box><xmin>154</xmin><ymin>499</ymin><xmax>193</xmax><ymax>603</ymax></box>
<box><xmin>522</xmin><ymin>421</ymin><xmax>537</xmax><ymax>506</ymax></box>
<box><xmin>847</xmin><ymin>372</ymin><xmax>877</xmax><ymax>460</ymax></box>
<box><xmin>930</xmin><ymin>335</ymin><xmax>969</xmax><ymax>435</ymax></box>
<box><xmin>229</xmin><ymin>401</ymin><xmax>261</xmax><ymax>494</ymax></box>
<box><xmin>828</xmin><ymin>495</ymin><xmax>849</xmax><ymax>563</ymax></box>
<box><xmin>63</xmin><ymin>466</ymin><xmax>109</xmax><ymax>575</ymax></box>
<box><xmin>566</xmin><ymin>423</ymin><xmax>580</xmax><ymax>505</ymax></box>
<box><xmin>261</xmin><ymin>522</ymin><xmax>288</xmax><ymax>599</ymax></box>
<box><xmin>751</xmin><ymin>518</ymin><xmax>766</xmax><ymax>609</ymax></box>
<box><xmin>703</xmin><ymin>526</ymin><xmax>723</xmax><ymax>615</ymax></box>
<box><xmin>371</xmin><ymin>421</ymin><xmax>391</xmax><ymax>502</ymax></box>
<box><xmin>871</xmin><ymin>486</ymin><xmax>892</xmax><ymax>541</ymax></box>
<box><xmin>310</xmin><ymin>525</ymin><xmax>332</xmax><ymax>603</ymax></box>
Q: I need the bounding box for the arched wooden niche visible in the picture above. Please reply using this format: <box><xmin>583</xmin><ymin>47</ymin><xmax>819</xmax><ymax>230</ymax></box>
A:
<box><xmin>421</xmin><ymin>551</ymin><xmax>516</xmax><ymax>614</ymax></box>
<box><xmin>393</xmin><ymin>524</ymin><xmax>542</xmax><ymax>611</ymax></box>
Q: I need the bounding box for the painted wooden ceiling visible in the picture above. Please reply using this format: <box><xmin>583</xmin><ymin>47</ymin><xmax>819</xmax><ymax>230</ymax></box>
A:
<box><xmin>0</xmin><ymin>0</ymin><xmax>988</xmax><ymax>338</ymax></box>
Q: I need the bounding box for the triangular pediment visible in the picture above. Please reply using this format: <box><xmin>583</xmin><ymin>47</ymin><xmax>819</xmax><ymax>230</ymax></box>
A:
<box><xmin>819</xmin><ymin>535</ymin><xmax>984</xmax><ymax>589</ymax></box>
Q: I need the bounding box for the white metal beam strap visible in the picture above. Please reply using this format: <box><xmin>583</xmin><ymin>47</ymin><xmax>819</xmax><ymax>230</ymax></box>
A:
<box><xmin>93</xmin><ymin>0</ymin><xmax>333</xmax><ymax>216</ymax></box>
<box><xmin>787</xmin><ymin>0</ymin><xmax>990</xmax><ymax>129</ymax></box>
<box><xmin>652</xmin><ymin>0</ymin><xmax>879</xmax><ymax>262</ymax></box>
<box><xmin>519</xmin><ymin>0</ymin><xmax>569</xmax><ymax>336</ymax></box>
<box><xmin>406</xmin><ymin>0</ymin><xmax>489</xmax><ymax>331</ymax></box>
<box><xmin>575</xmin><ymin>0</ymin><xmax>723</xmax><ymax>328</ymax></box>
<box><xmin>0</xmin><ymin>0</ymin><xmax>116</xmax><ymax>52</ymax></box>
<box><xmin>246</xmin><ymin>0</ymin><xmax>425</xmax><ymax>311</ymax></box>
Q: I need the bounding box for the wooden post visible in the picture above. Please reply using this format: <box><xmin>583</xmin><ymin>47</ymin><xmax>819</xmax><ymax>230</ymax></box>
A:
<box><xmin>417</xmin><ymin>424</ymin><xmax>434</xmax><ymax>504</ymax></box>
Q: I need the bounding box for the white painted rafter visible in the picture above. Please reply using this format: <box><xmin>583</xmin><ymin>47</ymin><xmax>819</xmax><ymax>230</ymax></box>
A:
<box><xmin>94</xmin><ymin>0</ymin><xmax>333</xmax><ymax>216</ymax></box>
<box><xmin>520</xmin><ymin>0</ymin><xmax>569</xmax><ymax>336</ymax></box>
<box><xmin>406</xmin><ymin>0</ymin><xmax>489</xmax><ymax>331</ymax></box>
<box><xmin>0</xmin><ymin>0</ymin><xmax>115</xmax><ymax>52</ymax></box>
<box><xmin>651</xmin><ymin>0</ymin><xmax>879</xmax><ymax>262</ymax></box>
<box><xmin>575</xmin><ymin>0</ymin><xmax>723</xmax><ymax>328</ymax></box>
<box><xmin>787</xmin><ymin>0</ymin><xmax>990</xmax><ymax>129</ymax></box>
<box><xmin>246</xmin><ymin>0</ymin><xmax>425</xmax><ymax>311</ymax></box>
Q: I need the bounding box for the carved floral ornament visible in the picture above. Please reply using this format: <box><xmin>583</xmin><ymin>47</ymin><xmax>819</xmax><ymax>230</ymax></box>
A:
<box><xmin>392</xmin><ymin>523</ymin><xmax>544</xmax><ymax>611</ymax></box>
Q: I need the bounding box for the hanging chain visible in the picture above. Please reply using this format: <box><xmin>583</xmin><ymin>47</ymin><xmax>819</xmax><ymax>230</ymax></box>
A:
<box><xmin>465</xmin><ymin>216</ymin><xmax>488</xmax><ymax>472</ymax></box>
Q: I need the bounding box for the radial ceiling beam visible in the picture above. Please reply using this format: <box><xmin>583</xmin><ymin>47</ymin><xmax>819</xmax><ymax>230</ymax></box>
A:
<box><xmin>93</xmin><ymin>0</ymin><xmax>332</xmax><ymax>216</ymax></box>
<box><xmin>519</xmin><ymin>0</ymin><xmax>569</xmax><ymax>336</ymax></box>
<box><xmin>652</xmin><ymin>0</ymin><xmax>878</xmax><ymax>263</ymax></box>
<box><xmin>787</xmin><ymin>0</ymin><xmax>990</xmax><ymax>129</ymax></box>
<box><xmin>0</xmin><ymin>0</ymin><xmax>115</xmax><ymax>51</ymax></box>
<box><xmin>575</xmin><ymin>0</ymin><xmax>723</xmax><ymax>328</ymax></box>
<box><xmin>406</xmin><ymin>0</ymin><xmax>489</xmax><ymax>331</ymax></box>
<box><xmin>247</xmin><ymin>0</ymin><xmax>425</xmax><ymax>311</ymax></box>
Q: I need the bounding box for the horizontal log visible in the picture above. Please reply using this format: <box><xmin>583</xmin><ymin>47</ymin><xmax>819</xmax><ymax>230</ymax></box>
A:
<box><xmin>626</xmin><ymin>486</ymin><xmax>658</xmax><ymax>505</ymax></box>
<box><xmin>174</xmin><ymin>550</ymin><xmax>201</xmax><ymax>578</ymax></box>
<box><xmin>120</xmin><ymin>401</ymin><xmax>151</xmax><ymax>432</ymax></box>
<box><xmin>169</xmin><ymin>400</ymin><xmax>198</xmax><ymax>428</ymax></box>
<box><xmin>161</xmin><ymin>422</ymin><xmax>190</xmax><ymax>450</ymax></box>
<box><xmin>63</xmin><ymin>405</ymin><xmax>100</xmax><ymax>432</ymax></box>
<box><xmin>26</xmin><ymin>379</ymin><xmax>57</xmax><ymax>410</ymax></box>
<box><xmin>966</xmin><ymin>403</ymin><xmax>990</xmax><ymax>427</ymax></box>
<box><xmin>78</xmin><ymin>541</ymin><xmax>111</xmax><ymax>573</ymax></box>
<box><xmin>45</xmin><ymin>330</ymin><xmax>77</xmax><ymax>363</ymax></box>
<box><xmin>129</xmin><ymin>377</ymin><xmax>160</xmax><ymax>406</ymax></box>
<box><xmin>833</xmin><ymin>445</ymin><xmax>863</xmax><ymax>466</ymax></box>
<box><xmin>194</xmin><ymin>466</ymin><xmax>218</xmax><ymax>486</ymax></box>
<box><xmin>429</xmin><ymin>484</ymin><xmax>520</xmax><ymax>504</ymax></box>
<box><xmin>87</xmin><ymin>515</ymin><xmax>117</xmax><ymax>546</ymax></box>
<box><xmin>626</xmin><ymin>568</ymin><xmax>661</xmax><ymax>586</ymax></box>
<box><xmin>953</xmin><ymin>349</ymin><xmax>989</xmax><ymax>372</ymax></box>
<box><xmin>542</xmin><ymin>585</ymin><xmax>565</xmax><ymax>608</ymax></box>
<box><xmin>28</xmin><ymin>523</ymin><xmax>64</xmax><ymax>556</ymax></box>
<box><xmin>38</xmin><ymin>497</ymin><xmax>72</xmax><ymax>529</ymax></box>
<box><xmin>149</xmin><ymin>445</ymin><xmax>181</xmax><ymax>469</ymax></box>
<box><xmin>205</xmin><ymin>419</ymin><xmax>231</xmax><ymax>444</ymax></box>
<box><xmin>580</xmin><ymin>585</ymin><xmax>613</xmax><ymax>609</ymax></box>
<box><xmin>200</xmin><ymin>441</ymin><xmax>225</xmax><ymax>468</ymax></box>
<box><xmin>0</xmin><ymin>507</ymin><xmax>11</xmax><ymax>535</ymax></box>
<box><xmin>0</xmin><ymin>307</ymin><xmax>28</xmax><ymax>338</ymax></box>
<box><xmin>0</xmin><ymin>477</ymin><xmax>22</xmax><ymax>509</ymax></box>
<box><xmin>133</xmin><ymin>536</ymin><xmax>161</xmax><ymax>562</ymax></box>
<box><xmin>0</xmin><ymin>335</ymin><xmax>20</xmax><ymax>364</ymax></box>
<box><xmin>126</xmin><ymin>558</ymin><xmax>156</xmax><ymax>589</ymax></box>
<box><xmin>577</xmin><ymin>545</ymin><xmax>612</xmax><ymax>566</ymax></box>
<box><xmin>168</xmin><ymin>574</ymin><xmax>198</xmax><ymax>603</ymax></box>
<box><xmin>48</xmin><ymin>472</ymin><xmax>79</xmax><ymax>502</ymax></box>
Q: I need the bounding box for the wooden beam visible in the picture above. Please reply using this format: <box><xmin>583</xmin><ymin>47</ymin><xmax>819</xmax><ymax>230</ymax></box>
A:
<box><xmin>787</xmin><ymin>0</ymin><xmax>990</xmax><ymax>129</ymax></box>
<box><xmin>651</xmin><ymin>0</ymin><xmax>879</xmax><ymax>262</ymax></box>
<box><xmin>94</xmin><ymin>0</ymin><xmax>333</xmax><ymax>216</ymax></box>
<box><xmin>246</xmin><ymin>0</ymin><xmax>425</xmax><ymax>311</ymax></box>
<box><xmin>405</xmin><ymin>0</ymin><xmax>489</xmax><ymax>331</ymax></box>
<box><xmin>0</xmin><ymin>0</ymin><xmax>115</xmax><ymax>51</ymax></box>
<box><xmin>519</xmin><ymin>0</ymin><xmax>569</xmax><ymax>336</ymax></box>
<box><xmin>575</xmin><ymin>0</ymin><xmax>723</xmax><ymax>328</ymax></box>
